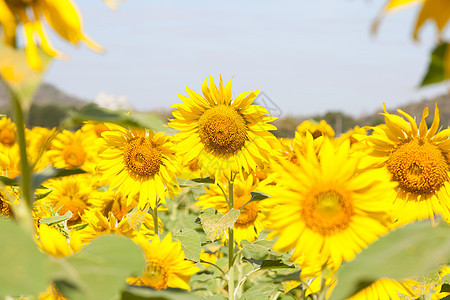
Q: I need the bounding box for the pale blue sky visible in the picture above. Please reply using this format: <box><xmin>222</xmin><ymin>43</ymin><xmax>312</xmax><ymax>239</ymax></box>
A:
<box><xmin>43</xmin><ymin>0</ymin><xmax>448</xmax><ymax>117</ymax></box>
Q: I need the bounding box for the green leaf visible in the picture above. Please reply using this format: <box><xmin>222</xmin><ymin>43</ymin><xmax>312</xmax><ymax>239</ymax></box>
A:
<box><xmin>442</xmin><ymin>274</ymin><xmax>450</xmax><ymax>285</ymax></box>
<box><xmin>34</xmin><ymin>189</ymin><xmax>52</xmax><ymax>201</ymax></box>
<box><xmin>331</xmin><ymin>221</ymin><xmax>450</xmax><ymax>300</ymax></box>
<box><xmin>242</xmin><ymin>258</ymin><xmax>293</xmax><ymax>270</ymax></box>
<box><xmin>441</xmin><ymin>283</ymin><xmax>450</xmax><ymax>293</ymax></box>
<box><xmin>0</xmin><ymin>43</ymin><xmax>51</xmax><ymax>109</ymax></box>
<box><xmin>241</xmin><ymin>290</ymin><xmax>268</xmax><ymax>300</ymax></box>
<box><xmin>241</xmin><ymin>283</ymin><xmax>277</xmax><ymax>300</ymax></box>
<box><xmin>173</xmin><ymin>228</ymin><xmax>201</xmax><ymax>262</ymax></box>
<box><xmin>420</xmin><ymin>42</ymin><xmax>449</xmax><ymax>87</ymax></box>
<box><xmin>127</xmin><ymin>205</ymin><xmax>148</xmax><ymax>232</ymax></box>
<box><xmin>177</xmin><ymin>178</ymin><xmax>213</xmax><ymax>188</ymax></box>
<box><xmin>200</xmin><ymin>208</ymin><xmax>240</xmax><ymax>241</ymax></box>
<box><xmin>241</xmin><ymin>191</ymin><xmax>269</xmax><ymax>210</ymax></box>
<box><xmin>191</xmin><ymin>177</ymin><xmax>215</xmax><ymax>184</ymax></box>
<box><xmin>0</xmin><ymin>218</ymin><xmax>53</xmax><ymax>297</ymax></box>
<box><xmin>54</xmin><ymin>234</ymin><xmax>146</xmax><ymax>300</ymax></box>
<box><xmin>72</xmin><ymin>223</ymin><xmax>89</xmax><ymax>231</ymax></box>
<box><xmin>121</xmin><ymin>286</ymin><xmax>201</xmax><ymax>300</ymax></box>
<box><xmin>39</xmin><ymin>211</ymin><xmax>73</xmax><ymax>226</ymax></box>
<box><xmin>0</xmin><ymin>175</ymin><xmax>19</xmax><ymax>186</ymax></box>
<box><xmin>33</xmin><ymin>167</ymin><xmax>86</xmax><ymax>190</ymax></box>
<box><xmin>66</xmin><ymin>103</ymin><xmax>168</xmax><ymax>133</ymax></box>
<box><xmin>271</xmin><ymin>270</ymin><xmax>302</xmax><ymax>282</ymax></box>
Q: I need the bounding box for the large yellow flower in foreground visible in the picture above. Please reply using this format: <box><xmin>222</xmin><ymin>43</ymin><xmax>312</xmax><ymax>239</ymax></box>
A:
<box><xmin>0</xmin><ymin>0</ymin><xmax>102</xmax><ymax>70</ymax></box>
<box><xmin>363</xmin><ymin>104</ymin><xmax>450</xmax><ymax>224</ymax></box>
<box><xmin>128</xmin><ymin>233</ymin><xmax>199</xmax><ymax>290</ymax></box>
<box><xmin>169</xmin><ymin>75</ymin><xmax>278</xmax><ymax>177</ymax></box>
<box><xmin>263</xmin><ymin>136</ymin><xmax>395</xmax><ymax>270</ymax></box>
<box><xmin>98</xmin><ymin>123</ymin><xmax>180</xmax><ymax>209</ymax></box>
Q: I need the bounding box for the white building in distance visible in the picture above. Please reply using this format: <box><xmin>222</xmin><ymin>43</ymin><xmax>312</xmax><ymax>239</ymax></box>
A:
<box><xmin>95</xmin><ymin>91</ymin><xmax>132</xmax><ymax>111</ymax></box>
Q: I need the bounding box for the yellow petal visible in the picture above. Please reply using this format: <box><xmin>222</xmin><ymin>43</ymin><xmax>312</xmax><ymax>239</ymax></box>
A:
<box><xmin>413</xmin><ymin>0</ymin><xmax>450</xmax><ymax>41</ymax></box>
<box><xmin>0</xmin><ymin>0</ymin><xmax>17</xmax><ymax>46</ymax></box>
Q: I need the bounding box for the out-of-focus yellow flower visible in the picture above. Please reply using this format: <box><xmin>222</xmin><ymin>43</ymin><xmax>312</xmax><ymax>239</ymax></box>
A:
<box><xmin>296</xmin><ymin>120</ymin><xmax>335</xmax><ymax>140</ymax></box>
<box><xmin>46</xmin><ymin>129</ymin><xmax>98</xmax><ymax>172</ymax></box>
<box><xmin>0</xmin><ymin>116</ymin><xmax>16</xmax><ymax>149</ymax></box>
<box><xmin>348</xmin><ymin>278</ymin><xmax>416</xmax><ymax>300</ymax></box>
<box><xmin>36</xmin><ymin>223</ymin><xmax>80</xmax><ymax>257</ymax></box>
<box><xmin>39</xmin><ymin>174</ymin><xmax>96</xmax><ymax>224</ymax></box>
<box><xmin>128</xmin><ymin>233</ymin><xmax>200</xmax><ymax>290</ymax></box>
<box><xmin>102</xmin><ymin>0</ymin><xmax>124</xmax><ymax>10</ymax></box>
<box><xmin>373</xmin><ymin>0</ymin><xmax>450</xmax><ymax>42</ymax></box>
<box><xmin>0</xmin><ymin>185</ymin><xmax>19</xmax><ymax>219</ymax></box>
<box><xmin>0</xmin><ymin>0</ymin><xmax>102</xmax><ymax>70</ymax></box>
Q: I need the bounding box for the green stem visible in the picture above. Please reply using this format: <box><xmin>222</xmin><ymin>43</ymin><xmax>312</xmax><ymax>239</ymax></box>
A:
<box><xmin>8</xmin><ymin>88</ymin><xmax>33</xmax><ymax>233</ymax></box>
<box><xmin>228</xmin><ymin>176</ymin><xmax>235</xmax><ymax>300</ymax></box>
<box><xmin>153</xmin><ymin>200</ymin><xmax>159</xmax><ymax>238</ymax></box>
<box><xmin>200</xmin><ymin>259</ymin><xmax>228</xmax><ymax>278</ymax></box>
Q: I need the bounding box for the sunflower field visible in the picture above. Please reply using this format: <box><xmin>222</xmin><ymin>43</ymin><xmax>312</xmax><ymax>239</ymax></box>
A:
<box><xmin>0</xmin><ymin>1</ymin><xmax>450</xmax><ymax>300</ymax></box>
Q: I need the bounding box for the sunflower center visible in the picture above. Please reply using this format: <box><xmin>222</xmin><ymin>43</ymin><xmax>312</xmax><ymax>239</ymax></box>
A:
<box><xmin>302</xmin><ymin>190</ymin><xmax>353</xmax><ymax>235</ymax></box>
<box><xmin>62</xmin><ymin>144</ymin><xmax>86</xmax><ymax>167</ymax></box>
<box><xmin>386</xmin><ymin>139</ymin><xmax>449</xmax><ymax>195</ymax></box>
<box><xmin>56</xmin><ymin>196</ymin><xmax>88</xmax><ymax>222</ymax></box>
<box><xmin>142</xmin><ymin>259</ymin><xmax>169</xmax><ymax>290</ymax></box>
<box><xmin>198</xmin><ymin>105</ymin><xmax>247</xmax><ymax>155</ymax></box>
<box><xmin>0</xmin><ymin>128</ymin><xmax>15</xmax><ymax>146</ymax></box>
<box><xmin>234</xmin><ymin>194</ymin><xmax>258</xmax><ymax>225</ymax></box>
<box><xmin>0</xmin><ymin>191</ymin><xmax>13</xmax><ymax>218</ymax></box>
<box><xmin>124</xmin><ymin>137</ymin><xmax>162</xmax><ymax>176</ymax></box>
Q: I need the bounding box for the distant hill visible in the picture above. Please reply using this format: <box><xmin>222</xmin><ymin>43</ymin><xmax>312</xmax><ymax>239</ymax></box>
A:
<box><xmin>272</xmin><ymin>94</ymin><xmax>450</xmax><ymax>138</ymax></box>
<box><xmin>0</xmin><ymin>82</ymin><xmax>88</xmax><ymax>110</ymax></box>
<box><xmin>356</xmin><ymin>94</ymin><xmax>450</xmax><ymax>128</ymax></box>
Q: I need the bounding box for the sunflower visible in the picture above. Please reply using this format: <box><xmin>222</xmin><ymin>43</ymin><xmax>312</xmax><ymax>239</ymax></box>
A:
<box><xmin>348</xmin><ymin>278</ymin><xmax>416</xmax><ymax>300</ymax></box>
<box><xmin>81</xmin><ymin>121</ymin><xmax>110</xmax><ymax>138</ymax></box>
<box><xmin>36</xmin><ymin>223</ymin><xmax>80</xmax><ymax>300</ymax></box>
<box><xmin>196</xmin><ymin>175</ymin><xmax>268</xmax><ymax>244</ymax></box>
<box><xmin>38</xmin><ymin>174</ymin><xmax>96</xmax><ymax>224</ymax></box>
<box><xmin>36</xmin><ymin>223</ymin><xmax>81</xmax><ymax>257</ymax></box>
<box><xmin>98</xmin><ymin>123</ymin><xmax>180</xmax><ymax>209</ymax></box>
<box><xmin>363</xmin><ymin>104</ymin><xmax>450</xmax><ymax>224</ymax></box>
<box><xmin>401</xmin><ymin>265</ymin><xmax>450</xmax><ymax>300</ymax></box>
<box><xmin>169</xmin><ymin>75</ymin><xmax>278</xmax><ymax>177</ymax></box>
<box><xmin>26</xmin><ymin>126</ymin><xmax>57</xmax><ymax>171</ymax></box>
<box><xmin>76</xmin><ymin>210</ymin><xmax>135</xmax><ymax>244</ymax></box>
<box><xmin>0</xmin><ymin>116</ymin><xmax>16</xmax><ymax>149</ymax></box>
<box><xmin>127</xmin><ymin>233</ymin><xmax>200</xmax><ymax>290</ymax></box>
<box><xmin>46</xmin><ymin>129</ymin><xmax>98</xmax><ymax>172</ymax></box>
<box><xmin>296</xmin><ymin>120</ymin><xmax>335</xmax><ymax>140</ymax></box>
<box><xmin>0</xmin><ymin>185</ymin><xmax>19</xmax><ymax>218</ymax></box>
<box><xmin>77</xmin><ymin>194</ymin><xmax>163</xmax><ymax>244</ymax></box>
<box><xmin>0</xmin><ymin>147</ymin><xmax>20</xmax><ymax>178</ymax></box>
<box><xmin>0</xmin><ymin>0</ymin><xmax>102</xmax><ymax>70</ymax></box>
<box><xmin>262</xmin><ymin>136</ymin><xmax>395</xmax><ymax>270</ymax></box>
